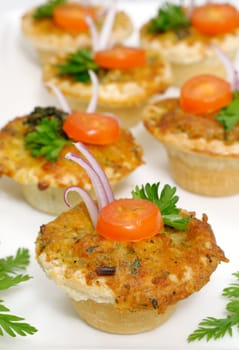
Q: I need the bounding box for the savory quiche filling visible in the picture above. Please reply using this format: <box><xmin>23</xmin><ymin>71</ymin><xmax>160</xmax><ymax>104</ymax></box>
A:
<box><xmin>143</xmin><ymin>98</ymin><xmax>239</xmax><ymax>156</ymax></box>
<box><xmin>0</xmin><ymin>108</ymin><xmax>143</xmax><ymax>189</ymax></box>
<box><xmin>36</xmin><ymin>202</ymin><xmax>227</xmax><ymax>313</ymax></box>
<box><xmin>22</xmin><ymin>5</ymin><xmax>133</xmax><ymax>55</ymax></box>
<box><xmin>42</xmin><ymin>49</ymin><xmax>172</xmax><ymax>107</ymax></box>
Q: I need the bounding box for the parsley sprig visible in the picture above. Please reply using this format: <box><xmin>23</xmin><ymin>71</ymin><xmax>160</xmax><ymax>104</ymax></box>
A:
<box><xmin>188</xmin><ymin>271</ymin><xmax>239</xmax><ymax>342</ymax></box>
<box><xmin>33</xmin><ymin>0</ymin><xmax>66</xmax><ymax>20</ymax></box>
<box><xmin>24</xmin><ymin>106</ymin><xmax>70</xmax><ymax>162</ymax></box>
<box><xmin>25</xmin><ymin>117</ymin><xmax>70</xmax><ymax>162</ymax></box>
<box><xmin>148</xmin><ymin>3</ymin><xmax>190</xmax><ymax>34</ymax></box>
<box><xmin>56</xmin><ymin>49</ymin><xmax>99</xmax><ymax>82</ymax></box>
<box><xmin>216</xmin><ymin>92</ymin><xmax>239</xmax><ymax>132</ymax></box>
<box><xmin>131</xmin><ymin>183</ymin><xmax>190</xmax><ymax>230</ymax></box>
<box><xmin>0</xmin><ymin>248</ymin><xmax>37</xmax><ymax>337</ymax></box>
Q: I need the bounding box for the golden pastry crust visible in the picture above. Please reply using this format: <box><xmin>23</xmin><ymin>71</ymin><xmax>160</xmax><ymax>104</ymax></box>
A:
<box><xmin>140</xmin><ymin>23</ymin><xmax>239</xmax><ymax>64</ymax></box>
<box><xmin>43</xmin><ymin>50</ymin><xmax>172</xmax><ymax>108</ymax></box>
<box><xmin>0</xmin><ymin>115</ymin><xmax>143</xmax><ymax>188</ymax></box>
<box><xmin>143</xmin><ymin>98</ymin><xmax>239</xmax><ymax>196</ymax></box>
<box><xmin>143</xmin><ymin>98</ymin><xmax>239</xmax><ymax>156</ymax></box>
<box><xmin>36</xmin><ymin>202</ymin><xmax>227</xmax><ymax>331</ymax></box>
<box><xmin>22</xmin><ymin>5</ymin><xmax>133</xmax><ymax>63</ymax></box>
<box><xmin>140</xmin><ymin>19</ymin><xmax>239</xmax><ymax>86</ymax></box>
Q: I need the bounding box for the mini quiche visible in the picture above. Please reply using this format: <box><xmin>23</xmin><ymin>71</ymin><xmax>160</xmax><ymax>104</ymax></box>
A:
<box><xmin>0</xmin><ymin>106</ymin><xmax>143</xmax><ymax>215</ymax></box>
<box><xmin>21</xmin><ymin>0</ymin><xmax>133</xmax><ymax>64</ymax></box>
<box><xmin>36</xmin><ymin>143</ymin><xmax>227</xmax><ymax>334</ymax></box>
<box><xmin>143</xmin><ymin>73</ymin><xmax>239</xmax><ymax>196</ymax></box>
<box><xmin>140</xmin><ymin>2</ymin><xmax>239</xmax><ymax>86</ymax></box>
<box><xmin>42</xmin><ymin>46</ymin><xmax>172</xmax><ymax>127</ymax></box>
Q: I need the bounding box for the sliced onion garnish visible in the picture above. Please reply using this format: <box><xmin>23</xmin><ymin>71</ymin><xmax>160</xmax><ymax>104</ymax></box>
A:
<box><xmin>97</xmin><ymin>0</ymin><xmax>118</xmax><ymax>50</ymax></box>
<box><xmin>211</xmin><ymin>44</ymin><xmax>238</xmax><ymax>90</ymax></box>
<box><xmin>73</xmin><ymin>142</ymin><xmax>114</xmax><ymax>203</ymax></box>
<box><xmin>65</xmin><ymin>151</ymin><xmax>110</xmax><ymax>209</ymax></box>
<box><xmin>64</xmin><ymin>186</ymin><xmax>99</xmax><ymax>226</ymax></box>
<box><xmin>85</xmin><ymin>16</ymin><xmax>99</xmax><ymax>53</ymax></box>
<box><xmin>45</xmin><ymin>82</ymin><xmax>72</xmax><ymax>114</ymax></box>
<box><xmin>86</xmin><ymin>70</ymin><xmax>99</xmax><ymax>113</ymax></box>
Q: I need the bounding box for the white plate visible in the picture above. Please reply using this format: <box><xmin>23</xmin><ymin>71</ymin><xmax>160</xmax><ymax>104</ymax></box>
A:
<box><xmin>0</xmin><ymin>1</ymin><xmax>239</xmax><ymax>349</ymax></box>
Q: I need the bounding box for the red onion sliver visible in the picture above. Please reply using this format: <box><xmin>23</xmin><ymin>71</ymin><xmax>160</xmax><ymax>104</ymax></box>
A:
<box><xmin>45</xmin><ymin>82</ymin><xmax>72</xmax><ymax>114</ymax></box>
<box><xmin>73</xmin><ymin>142</ymin><xmax>114</xmax><ymax>203</ymax></box>
<box><xmin>211</xmin><ymin>44</ymin><xmax>238</xmax><ymax>90</ymax></box>
<box><xmin>86</xmin><ymin>70</ymin><xmax>99</xmax><ymax>113</ymax></box>
<box><xmin>64</xmin><ymin>186</ymin><xmax>99</xmax><ymax>226</ymax></box>
<box><xmin>97</xmin><ymin>0</ymin><xmax>118</xmax><ymax>50</ymax></box>
<box><xmin>65</xmin><ymin>151</ymin><xmax>109</xmax><ymax>209</ymax></box>
<box><xmin>85</xmin><ymin>16</ymin><xmax>98</xmax><ymax>53</ymax></box>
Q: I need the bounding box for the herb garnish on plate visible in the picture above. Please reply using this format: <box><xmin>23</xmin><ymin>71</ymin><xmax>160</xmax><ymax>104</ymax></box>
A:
<box><xmin>0</xmin><ymin>248</ymin><xmax>37</xmax><ymax>337</ymax></box>
<box><xmin>188</xmin><ymin>270</ymin><xmax>239</xmax><ymax>342</ymax></box>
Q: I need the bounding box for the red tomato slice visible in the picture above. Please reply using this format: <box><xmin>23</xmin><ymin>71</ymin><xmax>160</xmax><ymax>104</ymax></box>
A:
<box><xmin>94</xmin><ymin>46</ymin><xmax>147</xmax><ymax>70</ymax></box>
<box><xmin>53</xmin><ymin>4</ymin><xmax>97</xmax><ymax>32</ymax></box>
<box><xmin>96</xmin><ymin>198</ymin><xmax>163</xmax><ymax>242</ymax></box>
<box><xmin>180</xmin><ymin>74</ymin><xmax>233</xmax><ymax>115</ymax></box>
<box><xmin>63</xmin><ymin>112</ymin><xmax>120</xmax><ymax>145</ymax></box>
<box><xmin>191</xmin><ymin>3</ymin><xmax>239</xmax><ymax>35</ymax></box>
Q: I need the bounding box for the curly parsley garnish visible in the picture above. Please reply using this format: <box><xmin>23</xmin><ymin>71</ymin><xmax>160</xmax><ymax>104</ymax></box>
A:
<box><xmin>148</xmin><ymin>3</ymin><xmax>190</xmax><ymax>34</ymax></box>
<box><xmin>56</xmin><ymin>49</ymin><xmax>99</xmax><ymax>82</ymax></box>
<box><xmin>24</xmin><ymin>106</ymin><xmax>70</xmax><ymax>162</ymax></box>
<box><xmin>33</xmin><ymin>0</ymin><xmax>66</xmax><ymax>20</ymax></box>
<box><xmin>0</xmin><ymin>248</ymin><xmax>37</xmax><ymax>337</ymax></box>
<box><xmin>131</xmin><ymin>182</ymin><xmax>190</xmax><ymax>230</ymax></box>
<box><xmin>216</xmin><ymin>92</ymin><xmax>239</xmax><ymax>132</ymax></box>
<box><xmin>188</xmin><ymin>271</ymin><xmax>239</xmax><ymax>342</ymax></box>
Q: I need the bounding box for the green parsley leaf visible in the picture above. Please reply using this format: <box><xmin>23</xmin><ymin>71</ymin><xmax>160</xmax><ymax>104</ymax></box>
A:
<box><xmin>216</xmin><ymin>94</ymin><xmax>239</xmax><ymax>132</ymax></box>
<box><xmin>56</xmin><ymin>49</ymin><xmax>99</xmax><ymax>82</ymax></box>
<box><xmin>33</xmin><ymin>0</ymin><xmax>66</xmax><ymax>20</ymax></box>
<box><xmin>131</xmin><ymin>183</ymin><xmax>190</xmax><ymax>230</ymax></box>
<box><xmin>0</xmin><ymin>248</ymin><xmax>30</xmax><ymax>275</ymax></box>
<box><xmin>148</xmin><ymin>3</ymin><xmax>190</xmax><ymax>34</ymax></box>
<box><xmin>0</xmin><ymin>249</ymin><xmax>38</xmax><ymax>337</ymax></box>
<box><xmin>24</xmin><ymin>117</ymin><xmax>71</xmax><ymax>162</ymax></box>
<box><xmin>188</xmin><ymin>270</ymin><xmax>239</xmax><ymax>342</ymax></box>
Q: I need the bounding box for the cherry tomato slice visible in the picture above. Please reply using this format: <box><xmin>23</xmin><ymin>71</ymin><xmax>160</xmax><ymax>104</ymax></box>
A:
<box><xmin>96</xmin><ymin>198</ymin><xmax>163</xmax><ymax>242</ymax></box>
<box><xmin>63</xmin><ymin>112</ymin><xmax>120</xmax><ymax>145</ymax></box>
<box><xmin>180</xmin><ymin>74</ymin><xmax>233</xmax><ymax>115</ymax></box>
<box><xmin>94</xmin><ymin>46</ymin><xmax>147</xmax><ymax>70</ymax></box>
<box><xmin>53</xmin><ymin>4</ymin><xmax>97</xmax><ymax>32</ymax></box>
<box><xmin>191</xmin><ymin>3</ymin><xmax>239</xmax><ymax>35</ymax></box>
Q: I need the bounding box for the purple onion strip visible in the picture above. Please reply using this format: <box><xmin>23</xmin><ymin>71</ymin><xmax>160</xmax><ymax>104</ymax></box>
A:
<box><xmin>64</xmin><ymin>186</ymin><xmax>99</xmax><ymax>226</ymax></box>
<box><xmin>73</xmin><ymin>142</ymin><xmax>114</xmax><ymax>203</ymax></box>
<box><xmin>45</xmin><ymin>82</ymin><xmax>72</xmax><ymax>114</ymax></box>
<box><xmin>65</xmin><ymin>151</ymin><xmax>110</xmax><ymax>209</ymax></box>
<box><xmin>97</xmin><ymin>0</ymin><xmax>117</xmax><ymax>50</ymax></box>
<box><xmin>86</xmin><ymin>70</ymin><xmax>99</xmax><ymax>113</ymax></box>
<box><xmin>211</xmin><ymin>44</ymin><xmax>238</xmax><ymax>90</ymax></box>
<box><xmin>85</xmin><ymin>16</ymin><xmax>98</xmax><ymax>53</ymax></box>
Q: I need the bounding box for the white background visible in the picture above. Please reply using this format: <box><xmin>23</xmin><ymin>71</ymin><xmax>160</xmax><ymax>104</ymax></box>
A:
<box><xmin>0</xmin><ymin>1</ymin><xmax>239</xmax><ymax>350</ymax></box>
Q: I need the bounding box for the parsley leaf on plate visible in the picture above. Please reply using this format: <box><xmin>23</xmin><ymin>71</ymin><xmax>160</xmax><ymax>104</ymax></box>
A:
<box><xmin>0</xmin><ymin>248</ymin><xmax>37</xmax><ymax>337</ymax></box>
<box><xmin>188</xmin><ymin>271</ymin><xmax>239</xmax><ymax>342</ymax></box>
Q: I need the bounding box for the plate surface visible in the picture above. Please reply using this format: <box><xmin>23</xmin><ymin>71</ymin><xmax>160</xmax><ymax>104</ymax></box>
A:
<box><xmin>0</xmin><ymin>1</ymin><xmax>239</xmax><ymax>349</ymax></box>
